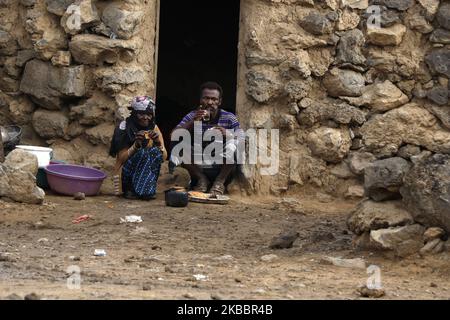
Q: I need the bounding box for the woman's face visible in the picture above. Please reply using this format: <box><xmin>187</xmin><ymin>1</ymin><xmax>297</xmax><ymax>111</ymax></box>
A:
<box><xmin>136</xmin><ymin>111</ymin><xmax>153</xmax><ymax>127</ymax></box>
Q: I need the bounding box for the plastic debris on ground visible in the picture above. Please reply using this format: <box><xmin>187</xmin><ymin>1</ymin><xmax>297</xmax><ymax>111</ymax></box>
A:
<box><xmin>72</xmin><ymin>215</ymin><xmax>90</xmax><ymax>224</ymax></box>
<box><xmin>93</xmin><ymin>249</ymin><xmax>106</xmax><ymax>257</ymax></box>
<box><xmin>193</xmin><ymin>274</ymin><xmax>208</xmax><ymax>281</ymax></box>
<box><xmin>120</xmin><ymin>215</ymin><xmax>143</xmax><ymax>224</ymax></box>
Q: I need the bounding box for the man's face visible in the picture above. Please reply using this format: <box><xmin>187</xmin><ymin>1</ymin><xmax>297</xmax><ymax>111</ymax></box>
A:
<box><xmin>200</xmin><ymin>89</ymin><xmax>221</xmax><ymax>116</ymax></box>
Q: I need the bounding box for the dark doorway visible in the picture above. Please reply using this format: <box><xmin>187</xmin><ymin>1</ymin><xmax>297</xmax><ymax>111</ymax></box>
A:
<box><xmin>155</xmin><ymin>0</ymin><xmax>241</xmax><ymax>149</ymax></box>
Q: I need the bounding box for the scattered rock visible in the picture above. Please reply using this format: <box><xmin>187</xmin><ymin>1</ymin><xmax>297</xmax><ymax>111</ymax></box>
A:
<box><xmin>401</xmin><ymin>154</ymin><xmax>450</xmax><ymax>232</ymax></box>
<box><xmin>142</xmin><ymin>284</ymin><xmax>152</xmax><ymax>291</ymax></box>
<box><xmin>419</xmin><ymin>238</ymin><xmax>445</xmax><ymax>255</ymax></box>
<box><xmin>3</xmin><ymin>149</ymin><xmax>38</xmax><ymax>175</ymax></box>
<box><xmin>320</xmin><ymin>256</ymin><xmax>366</xmax><ymax>269</ymax></box>
<box><xmin>367</xmin><ymin>24</ymin><xmax>406</xmax><ymax>46</ymax></box>
<box><xmin>307</xmin><ymin>127</ymin><xmax>352</xmax><ymax>163</ymax></box>
<box><xmin>348</xmin><ymin>200</ymin><xmax>414</xmax><ymax>235</ymax></box>
<box><xmin>357</xmin><ymin>285</ymin><xmax>386</xmax><ymax>298</ymax></box>
<box><xmin>370</xmin><ymin>224</ymin><xmax>425</xmax><ymax>257</ymax></box>
<box><xmin>73</xmin><ymin>192</ymin><xmax>85</xmax><ymax>200</ymax></box>
<box><xmin>348</xmin><ymin>152</ymin><xmax>377</xmax><ymax>176</ymax></box>
<box><xmin>364</xmin><ymin>157</ymin><xmax>411</xmax><ymax>201</ymax></box>
<box><xmin>5</xmin><ymin>293</ymin><xmax>22</xmax><ymax>300</ymax></box>
<box><xmin>423</xmin><ymin>227</ymin><xmax>446</xmax><ymax>243</ymax></box>
<box><xmin>341</xmin><ymin>80</ymin><xmax>409</xmax><ymax>113</ymax></box>
<box><xmin>24</xmin><ymin>293</ymin><xmax>41</xmax><ymax>300</ymax></box>
<box><xmin>323</xmin><ymin>68</ymin><xmax>365</xmax><ymax>98</ymax></box>
<box><xmin>269</xmin><ymin>231</ymin><xmax>299</xmax><ymax>249</ymax></box>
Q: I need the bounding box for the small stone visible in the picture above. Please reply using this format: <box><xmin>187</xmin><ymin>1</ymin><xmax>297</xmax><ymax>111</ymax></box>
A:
<box><xmin>269</xmin><ymin>231</ymin><xmax>299</xmax><ymax>249</ymax></box>
<box><xmin>430</xmin><ymin>282</ymin><xmax>438</xmax><ymax>288</ymax></box>
<box><xmin>420</xmin><ymin>238</ymin><xmax>445</xmax><ymax>255</ymax></box>
<box><xmin>73</xmin><ymin>192</ymin><xmax>85</xmax><ymax>200</ymax></box>
<box><xmin>424</xmin><ymin>227</ymin><xmax>446</xmax><ymax>243</ymax></box>
<box><xmin>6</xmin><ymin>293</ymin><xmax>22</xmax><ymax>300</ymax></box>
<box><xmin>320</xmin><ymin>256</ymin><xmax>366</xmax><ymax>269</ymax></box>
<box><xmin>69</xmin><ymin>255</ymin><xmax>81</xmax><ymax>261</ymax></box>
<box><xmin>142</xmin><ymin>284</ymin><xmax>152</xmax><ymax>291</ymax></box>
<box><xmin>357</xmin><ymin>285</ymin><xmax>385</xmax><ymax>298</ymax></box>
<box><xmin>37</xmin><ymin>238</ymin><xmax>49</xmax><ymax>243</ymax></box>
<box><xmin>24</xmin><ymin>293</ymin><xmax>40</xmax><ymax>300</ymax></box>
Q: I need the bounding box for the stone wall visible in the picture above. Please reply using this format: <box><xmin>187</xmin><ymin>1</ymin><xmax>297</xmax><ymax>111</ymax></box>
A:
<box><xmin>1</xmin><ymin>0</ymin><xmax>449</xmax><ymax>197</ymax></box>
<box><xmin>237</xmin><ymin>0</ymin><xmax>450</xmax><ymax>196</ymax></box>
<box><xmin>0</xmin><ymin>0</ymin><xmax>158</xmax><ymax>192</ymax></box>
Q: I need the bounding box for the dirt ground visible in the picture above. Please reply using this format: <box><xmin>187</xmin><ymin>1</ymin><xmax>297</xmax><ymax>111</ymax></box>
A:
<box><xmin>0</xmin><ymin>191</ymin><xmax>449</xmax><ymax>300</ymax></box>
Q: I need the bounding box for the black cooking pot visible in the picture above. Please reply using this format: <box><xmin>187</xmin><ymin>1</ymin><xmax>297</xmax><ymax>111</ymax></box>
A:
<box><xmin>165</xmin><ymin>188</ymin><xmax>188</xmax><ymax>207</ymax></box>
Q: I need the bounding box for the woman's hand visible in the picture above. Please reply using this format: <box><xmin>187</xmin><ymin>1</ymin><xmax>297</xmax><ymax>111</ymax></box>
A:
<box><xmin>149</xmin><ymin>131</ymin><xmax>161</xmax><ymax>146</ymax></box>
<box><xmin>134</xmin><ymin>130</ymin><xmax>147</xmax><ymax>147</ymax></box>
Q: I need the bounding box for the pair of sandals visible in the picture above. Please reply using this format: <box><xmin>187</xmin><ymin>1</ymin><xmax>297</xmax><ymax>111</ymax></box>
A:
<box><xmin>194</xmin><ymin>176</ymin><xmax>225</xmax><ymax>196</ymax></box>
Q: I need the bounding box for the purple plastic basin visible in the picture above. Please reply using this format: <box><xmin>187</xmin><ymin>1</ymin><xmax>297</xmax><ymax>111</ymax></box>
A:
<box><xmin>45</xmin><ymin>164</ymin><xmax>106</xmax><ymax>196</ymax></box>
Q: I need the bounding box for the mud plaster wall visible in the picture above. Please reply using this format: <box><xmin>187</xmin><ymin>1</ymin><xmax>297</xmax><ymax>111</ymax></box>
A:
<box><xmin>1</xmin><ymin>0</ymin><xmax>450</xmax><ymax>196</ymax></box>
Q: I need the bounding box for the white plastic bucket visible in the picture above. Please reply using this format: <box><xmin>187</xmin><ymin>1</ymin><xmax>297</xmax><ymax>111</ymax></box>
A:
<box><xmin>15</xmin><ymin>145</ymin><xmax>53</xmax><ymax>168</ymax></box>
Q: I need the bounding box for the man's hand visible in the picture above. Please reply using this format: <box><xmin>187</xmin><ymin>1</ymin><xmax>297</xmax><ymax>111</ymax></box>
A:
<box><xmin>193</xmin><ymin>109</ymin><xmax>208</xmax><ymax>121</ymax></box>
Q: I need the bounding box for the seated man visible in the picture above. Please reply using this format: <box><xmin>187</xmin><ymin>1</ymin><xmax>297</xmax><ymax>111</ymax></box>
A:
<box><xmin>171</xmin><ymin>82</ymin><xmax>241</xmax><ymax>195</ymax></box>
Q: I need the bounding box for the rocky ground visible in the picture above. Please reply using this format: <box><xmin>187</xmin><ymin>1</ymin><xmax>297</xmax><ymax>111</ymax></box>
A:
<box><xmin>0</xmin><ymin>192</ymin><xmax>449</xmax><ymax>300</ymax></box>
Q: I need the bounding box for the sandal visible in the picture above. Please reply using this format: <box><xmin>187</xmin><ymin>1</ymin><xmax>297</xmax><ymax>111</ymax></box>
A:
<box><xmin>193</xmin><ymin>176</ymin><xmax>209</xmax><ymax>192</ymax></box>
<box><xmin>210</xmin><ymin>180</ymin><xmax>225</xmax><ymax>196</ymax></box>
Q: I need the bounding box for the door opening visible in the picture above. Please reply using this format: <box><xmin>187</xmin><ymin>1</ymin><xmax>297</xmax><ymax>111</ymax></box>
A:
<box><xmin>155</xmin><ymin>0</ymin><xmax>241</xmax><ymax>149</ymax></box>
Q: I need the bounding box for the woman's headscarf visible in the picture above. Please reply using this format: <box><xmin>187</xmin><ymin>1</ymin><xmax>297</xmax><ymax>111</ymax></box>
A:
<box><xmin>109</xmin><ymin>96</ymin><xmax>156</xmax><ymax>157</ymax></box>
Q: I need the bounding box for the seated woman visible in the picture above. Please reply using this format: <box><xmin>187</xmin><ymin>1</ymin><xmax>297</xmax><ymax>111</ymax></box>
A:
<box><xmin>109</xmin><ymin>96</ymin><xmax>167</xmax><ymax>200</ymax></box>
